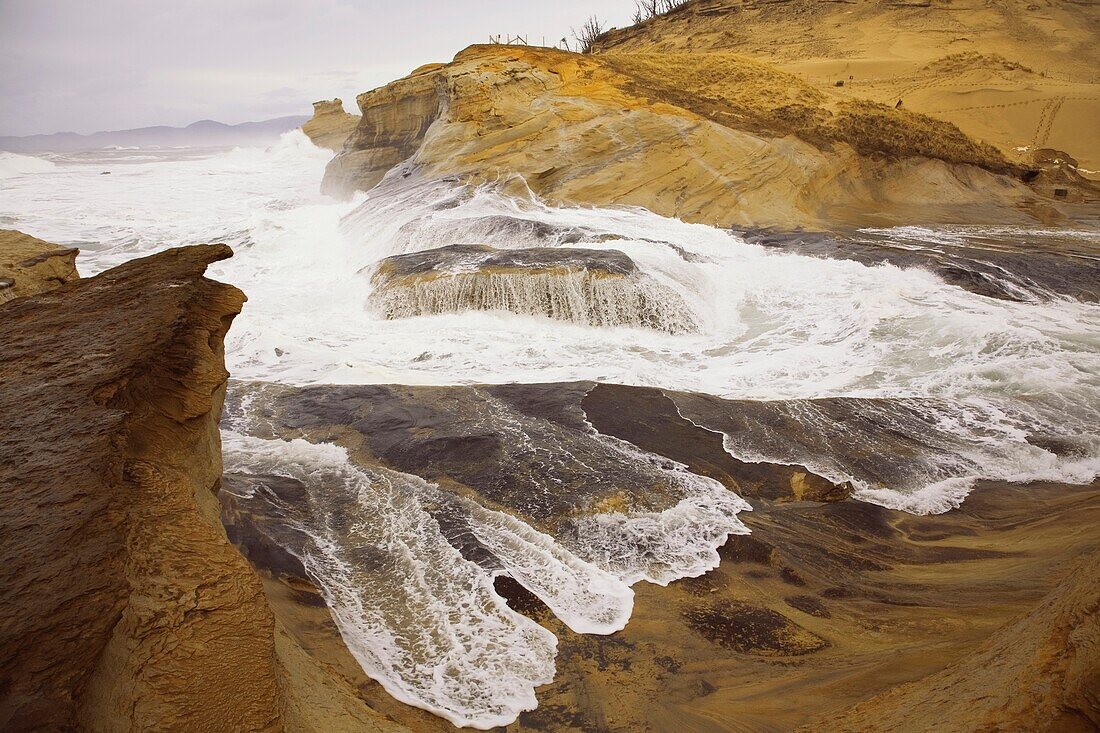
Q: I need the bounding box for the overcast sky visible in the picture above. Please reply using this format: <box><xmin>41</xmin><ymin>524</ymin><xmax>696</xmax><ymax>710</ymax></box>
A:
<box><xmin>0</xmin><ymin>0</ymin><xmax>635</xmax><ymax>136</ymax></box>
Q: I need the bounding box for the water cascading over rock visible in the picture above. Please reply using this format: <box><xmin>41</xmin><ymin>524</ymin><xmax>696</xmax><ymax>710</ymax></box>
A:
<box><xmin>368</xmin><ymin>244</ymin><xmax>699</xmax><ymax>333</ymax></box>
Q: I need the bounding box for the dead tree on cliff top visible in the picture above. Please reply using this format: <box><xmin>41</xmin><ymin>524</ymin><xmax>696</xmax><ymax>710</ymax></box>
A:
<box><xmin>572</xmin><ymin>15</ymin><xmax>605</xmax><ymax>53</ymax></box>
<box><xmin>633</xmin><ymin>0</ymin><xmax>689</xmax><ymax>24</ymax></box>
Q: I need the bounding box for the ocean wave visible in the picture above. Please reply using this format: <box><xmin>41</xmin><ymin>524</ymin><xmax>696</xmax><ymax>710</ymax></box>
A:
<box><xmin>0</xmin><ymin>151</ymin><xmax>57</xmax><ymax>179</ymax></box>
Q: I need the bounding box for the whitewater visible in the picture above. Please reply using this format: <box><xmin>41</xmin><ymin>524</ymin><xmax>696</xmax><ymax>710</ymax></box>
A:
<box><xmin>3</xmin><ymin>133</ymin><xmax>1100</xmax><ymax>727</ymax></box>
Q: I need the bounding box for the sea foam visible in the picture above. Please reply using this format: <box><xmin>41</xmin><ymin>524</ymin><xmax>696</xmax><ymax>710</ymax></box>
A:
<box><xmin>222</xmin><ymin>423</ymin><xmax>746</xmax><ymax>728</ymax></box>
<box><xmin>0</xmin><ymin>151</ymin><xmax>56</xmax><ymax>179</ymax></box>
<box><xmin>3</xmin><ymin>139</ymin><xmax>1097</xmax><ymax>508</ymax></box>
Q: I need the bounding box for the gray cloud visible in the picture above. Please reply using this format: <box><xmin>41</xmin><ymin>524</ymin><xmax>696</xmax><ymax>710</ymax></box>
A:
<box><xmin>0</xmin><ymin>0</ymin><xmax>633</xmax><ymax>136</ymax></box>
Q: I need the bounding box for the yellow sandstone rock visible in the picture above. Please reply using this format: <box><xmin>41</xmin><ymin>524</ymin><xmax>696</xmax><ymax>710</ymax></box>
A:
<box><xmin>323</xmin><ymin>44</ymin><xmax>1052</xmax><ymax>229</ymax></box>
<box><xmin>301</xmin><ymin>99</ymin><xmax>360</xmax><ymax>152</ymax></box>
<box><xmin>0</xmin><ymin>229</ymin><xmax>79</xmax><ymax>304</ymax></box>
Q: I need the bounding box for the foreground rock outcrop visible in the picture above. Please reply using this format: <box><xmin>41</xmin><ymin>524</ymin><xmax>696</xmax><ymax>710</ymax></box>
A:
<box><xmin>818</xmin><ymin>546</ymin><xmax>1100</xmax><ymax>731</ymax></box>
<box><xmin>0</xmin><ymin>229</ymin><xmax>79</xmax><ymax>303</ymax></box>
<box><xmin>301</xmin><ymin>99</ymin><xmax>360</xmax><ymax>152</ymax></box>
<box><xmin>0</xmin><ymin>245</ymin><xmax>282</xmax><ymax>731</ymax></box>
<box><xmin>323</xmin><ymin>43</ymin><xmax>1056</xmax><ymax>228</ymax></box>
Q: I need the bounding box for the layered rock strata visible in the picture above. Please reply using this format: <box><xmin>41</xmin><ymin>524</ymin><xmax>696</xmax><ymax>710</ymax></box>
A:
<box><xmin>301</xmin><ymin>99</ymin><xmax>360</xmax><ymax>152</ymax></box>
<box><xmin>0</xmin><ymin>229</ymin><xmax>79</xmax><ymax>303</ymax></box>
<box><xmin>0</xmin><ymin>245</ymin><xmax>282</xmax><ymax>731</ymax></box>
<box><xmin>322</xmin><ymin>44</ymin><xmax>1055</xmax><ymax>229</ymax></box>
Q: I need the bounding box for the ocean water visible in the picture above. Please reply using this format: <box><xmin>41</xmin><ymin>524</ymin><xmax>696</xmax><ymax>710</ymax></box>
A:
<box><xmin>3</xmin><ymin>133</ymin><xmax>1099</xmax><ymax>727</ymax></box>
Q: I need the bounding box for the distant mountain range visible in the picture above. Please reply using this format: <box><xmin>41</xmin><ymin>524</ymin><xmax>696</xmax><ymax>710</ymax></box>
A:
<box><xmin>0</xmin><ymin>115</ymin><xmax>310</xmax><ymax>153</ymax></box>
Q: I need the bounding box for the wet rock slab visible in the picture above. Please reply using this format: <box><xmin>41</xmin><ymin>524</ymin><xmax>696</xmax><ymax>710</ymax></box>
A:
<box><xmin>368</xmin><ymin>244</ymin><xmax>698</xmax><ymax>332</ymax></box>
<box><xmin>739</xmin><ymin>227</ymin><xmax>1100</xmax><ymax>303</ymax></box>
<box><xmin>237</xmin><ymin>380</ymin><xmax>850</xmax><ymax>523</ymax></box>
<box><xmin>220</xmin><ymin>378</ymin><xmax>1100</xmax><ymax>732</ymax></box>
<box><xmin>374</xmin><ymin>243</ymin><xmax>637</xmax><ymax>280</ymax></box>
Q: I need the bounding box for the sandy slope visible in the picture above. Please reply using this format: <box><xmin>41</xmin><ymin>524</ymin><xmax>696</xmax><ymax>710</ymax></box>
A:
<box><xmin>593</xmin><ymin>0</ymin><xmax>1100</xmax><ymax>176</ymax></box>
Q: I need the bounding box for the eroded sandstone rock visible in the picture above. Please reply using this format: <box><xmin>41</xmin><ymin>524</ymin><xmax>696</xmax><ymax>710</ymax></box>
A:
<box><xmin>301</xmin><ymin>99</ymin><xmax>360</xmax><ymax>152</ymax></box>
<box><xmin>814</xmin><ymin>546</ymin><xmax>1100</xmax><ymax>732</ymax></box>
<box><xmin>0</xmin><ymin>245</ymin><xmax>282</xmax><ymax>731</ymax></box>
<box><xmin>368</xmin><ymin>244</ymin><xmax>698</xmax><ymax>332</ymax></box>
<box><xmin>592</xmin><ymin>0</ymin><xmax>1100</xmax><ymax>179</ymax></box>
<box><xmin>322</xmin><ymin>44</ymin><xmax>1048</xmax><ymax>229</ymax></box>
<box><xmin>0</xmin><ymin>229</ymin><xmax>79</xmax><ymax>304</ymax></box>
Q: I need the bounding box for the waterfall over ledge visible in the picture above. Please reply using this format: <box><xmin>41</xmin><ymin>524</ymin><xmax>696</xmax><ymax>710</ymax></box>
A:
<box><xmin>368</xmin><ymin>244</ymin><xmax>700</xmax><ymax>334</ymax></box>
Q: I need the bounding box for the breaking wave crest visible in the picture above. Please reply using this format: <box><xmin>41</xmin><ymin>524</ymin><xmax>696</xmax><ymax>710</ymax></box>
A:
<box><xmin>0</xmin><ymin>151</ymin><xmax>56</xmax><ymax>179</ymax></box>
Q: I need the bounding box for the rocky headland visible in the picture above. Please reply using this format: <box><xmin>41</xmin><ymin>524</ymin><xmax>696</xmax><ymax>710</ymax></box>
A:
<box><xmin>301</xmin><ymin>99</ymin><xmax>360</xmax><ymax>152</ymax></box>
<box><xmin>322</xmin><ymin>43</ymin><xmax>1054</xmax><ymax>229</ymax></box>
<box><xmin>314</xmin><ymin>0</ymin><xmax>1100</xmax><ymax>229</ymax></box>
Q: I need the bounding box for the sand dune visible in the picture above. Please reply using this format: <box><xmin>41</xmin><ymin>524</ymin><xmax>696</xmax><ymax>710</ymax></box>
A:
<box><xmin>593</xmin><ymin>0</ymin><xmax>1100</xmax><ymax>176</ymax></box>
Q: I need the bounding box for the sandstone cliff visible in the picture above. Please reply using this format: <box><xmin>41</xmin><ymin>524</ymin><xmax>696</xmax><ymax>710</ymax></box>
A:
<box><xmin>0</xmin><ymin>242</ymin><xmax>441</xmax><ymax>733</ymax></box>
<box><xmin>301</xmin><ymin>99</ymin><xmax>360</xmax><ymax>152</ymax></box>
<box><xmin>322</xmin><ymin>44</ymin><xmax>1058</xmax><ymax>229</ymax></box>
<box><xmin>0</xmin><ymin>229</ymin><xmax>79</xmax><ymax>304</ymax></box>
<box><xmin>0</xmin><ymin>245</ymin><xmax>283</xmax><ymax>731</ymax></box>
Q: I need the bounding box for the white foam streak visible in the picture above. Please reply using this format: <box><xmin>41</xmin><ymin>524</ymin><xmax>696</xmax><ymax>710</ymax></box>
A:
<box><xmin>223</xmin><ymin>429</ymin><xmax>662</xmax><ymax>727</ymax></box>
<box><xmin>573</xmin><ymin>491</ymin><xmax>752</xmax><ymax>585</ymax></box>
<box><xmin>223</xmin><ymin>431</ymin><xmax>556</xmax><ymax>729</ymax></box>
<box><xmin>457</xmin><ymin>498</ymin><xmax>635</xmax><ymax>635</ymax></box>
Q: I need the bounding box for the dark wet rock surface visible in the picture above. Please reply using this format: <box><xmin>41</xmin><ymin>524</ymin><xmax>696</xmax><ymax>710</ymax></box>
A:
<box><xmin>683</xmin><ymin>601</ymin><xmax>829</xmax><ymax>655</ymax></box>
<box><xmin>581</xmin><ymin>383</ymin><xmax>852</xmax><ymax>502</ymax></box>
<box><xmin>374</xmin><ymin>243</ymin><xmax>637</xmax><ymax>279</ymax></box>
<box><xmin>219</xmin><ymin>378</ymin><xmax>1100</xmax><ymax>733</ymax></box>
<box><xmin>739</xmin><ymin>227</ymin><xmax>1100</xmax><ymax>302</ymax></box>
<box><xmin>244</xmin><ymin>381</ymin><xmax>848</xmax><ymax>526</ymax></box>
